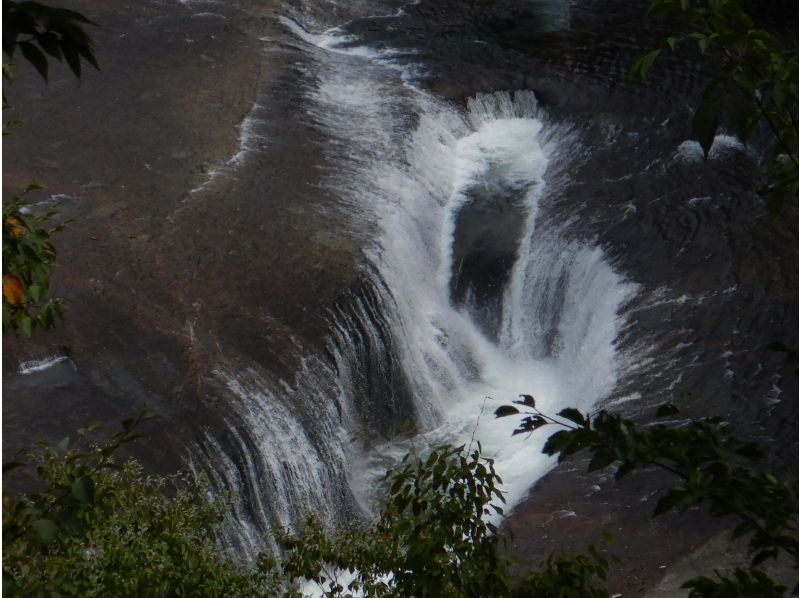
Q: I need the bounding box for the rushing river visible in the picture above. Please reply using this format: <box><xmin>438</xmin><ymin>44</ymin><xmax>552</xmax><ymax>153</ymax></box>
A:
<box><xmin>183</xmin><ymin>0</ymin><xmax>793</xmax><ymax>560</ymax></box>
<box><xmin>187</xmin><ymin>0</ymin><xmax>640</xmax><ymax>557</ymax></box>
<box><xmin>1</xmin><ymin>0</ymin><xmax>793</xmax><ymax>591</ymax></box>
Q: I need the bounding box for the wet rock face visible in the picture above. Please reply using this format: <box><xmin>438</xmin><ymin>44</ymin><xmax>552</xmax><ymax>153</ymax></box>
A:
<box><xmin>2</xmin><ymin>0</ymin><xmax>364</xmax><ymax>475</ymax></box>
<box><xmin>450</xmin><ymin>184</ymin><xmax>528</xmax><ymax>339</ymax></box>
<box><xmin>336</xmin><ymin>0</ymin><xmax>796</xmax><ymax>591</ymax></box>
<box><xmin>3</xmin><ymin>0</ymin><xmax>796</xmax><ymax>590</ymax></box>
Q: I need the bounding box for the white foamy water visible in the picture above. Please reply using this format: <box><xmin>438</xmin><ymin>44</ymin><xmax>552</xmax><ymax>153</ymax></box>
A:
<box><xmin>327</xmin><ymin>85</ymin><xmax>637</xmax><ymax>513</ymax></box>
<box><xmin>674</xmin><ymin>133</ymin><xmax>747</xmax><ymax>163</ymax></box>
<box><xmin>197</xmin><ymin>17</ymin><xmax>639</xmax><ymax>564</ymax></box>
<box><xmin>188</xmin><ymin>103</ymin><xmax>269</xmax><ymax>196</ymax></box>
<box><xmin>190</xmin><ymin>361</ymin><xmax>356</xmax><ymax>557</ymax></box>
<box><xmin>19</xmin><ymin>354</ymin><xmax>75</xmax><ymax>375</ymax></box>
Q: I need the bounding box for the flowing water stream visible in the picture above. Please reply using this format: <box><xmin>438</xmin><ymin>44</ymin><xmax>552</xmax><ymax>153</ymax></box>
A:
<box><xmin>189</xmin><ymin>4</ymin><xmax>643</xmax><ymax>558</ymax></box>
<box><xmin>2</xmin><ymin>0</ymin><xmax>791</xmax><ymax>588</ymax></box>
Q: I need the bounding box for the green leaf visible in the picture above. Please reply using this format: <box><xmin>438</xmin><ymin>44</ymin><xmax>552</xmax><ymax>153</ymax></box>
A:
<box><xmin>513</xmin><ymin>415</ymin><xmax>549</xmax><ymax>436</ymax></box>
<box><xmin>557</xmin><ymin>408</ymin><xmax>587</xmax><ymax>427</ymax></box>
<box><xmin>18</xmin><ymin>40</ymin><xmax>48</xmax><ymax>81</ymax></box>
<box><xmin>61</xmin><ymin>42</ymin><xmax>82</xmax><ymax>79</ymax></box>
<box><xmin>692</xmin><ymin>86</ymin><xmax>722</xmax><ymax>157</ymax></box>
<box><xmin>37</xmin><ymin>32</ymin><xmax>63</xmax><ymax>61</ymax></box>
<box><xmin>76</xmin><ymin>43</ymin><xmax>99</xmax><ymax>71</ymax></box>
<box><xmin>19</xmin><ymin>314</ymin><xmax>34</xmax><ymax>337</ymax></box>
<box><xmin>629</xmin><ymin>49</ymin><xmax>661</xmax><ymax>82</ymax></box>
<box><xmin>31</xmin><ymin>519</ymin><xmax>59</xmax><ymax>544</ymax></box>
<box><xmin>27</xmin><ymin>284</ymin><xmax>43</xmax><ymax>303</ymax></box>
<box><xmin>515</xmin><ymin>394</ymin><xmax>536</xmax><ymax>408</ymax></box>
<box><xmin>494</xmin><ymin>405</ymin><xmax>519</xmax><ymax>418</ymax></box>
<box><xmin>543</xmin><ymin>429</ymin><xmax>595</xmax><ymax>461</ymax></box>
<box><xmin>71</xmin><ymin>476</ymin><xmax>95</xmax><ymax>504</ymax></box>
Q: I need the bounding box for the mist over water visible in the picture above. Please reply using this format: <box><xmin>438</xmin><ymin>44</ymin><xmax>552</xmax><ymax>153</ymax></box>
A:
<box><xmin>198</xmin><ymin>12</ymin><xmax>639</xmax><ymax>557</ymax></box>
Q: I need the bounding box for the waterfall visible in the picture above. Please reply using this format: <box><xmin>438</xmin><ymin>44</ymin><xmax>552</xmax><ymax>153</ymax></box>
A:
<box><xmin>195</xmin><ymin>17</ymin><xmax>639</xmax><ymax>558</ymax></box>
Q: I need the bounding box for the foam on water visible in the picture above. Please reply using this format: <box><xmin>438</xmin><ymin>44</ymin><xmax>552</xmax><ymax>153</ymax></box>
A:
<box><xmin>189</xmin><ymin>103</ymin><xmax>269</xmax><ymax>196</ymax></box>
<box><xmin>288</xmin><ymin>14</ymin><xmax>637</xmax><ymax>511</ymax></box>
<box><xmin>18</xmin><ymin>354</ymin><xmax>74</xmax><ymax>375</ymax></box>
<box><xmin>198</xmin><ymin>18</ymin><xmax>639</xmax><ymax>564</ymax></box>
<box><xmin>336</xmin><ymin>86</ymin><xmax>637</xmax><ymax>514</ymax></box>
<box><xmin>279</xmin><ymin>16</ymin><xmax>396</xmax><ymax>59</ymax></box>
<box><xmin>674</xmin><ymin>133</ymin><xmax>747</xmax><ymax>163</ymax></box>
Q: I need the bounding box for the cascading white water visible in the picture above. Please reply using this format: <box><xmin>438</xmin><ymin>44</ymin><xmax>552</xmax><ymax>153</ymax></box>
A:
<box><xmin>329</xmin><ymin>82</ymin><xmax>638</xmax><ymax>512</ymax></box>
<box><xmin>190</xmin><ymin>360</ymin><xmax>358</xmax><ymax>557</ymax></box>
<box><xmin>197</xmin><ymin>18</ymin><xmax>639</xmax><ymax>556</ymax></box>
